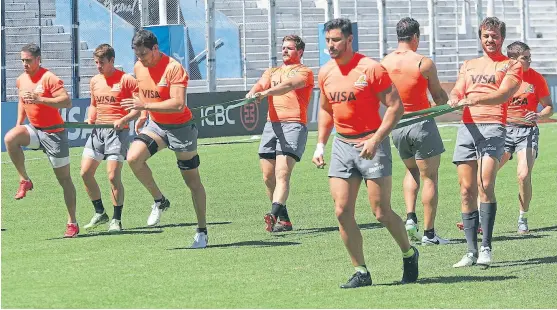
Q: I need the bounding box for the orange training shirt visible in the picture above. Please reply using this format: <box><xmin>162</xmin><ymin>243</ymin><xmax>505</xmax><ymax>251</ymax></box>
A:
<box><xmin>318</xmin><ymin>53</ymin><xmax>392</xmax><ymax>136</ymax></box>
<box><xmin>453</xmin><ymin>54</ymin><xmax>522</xmax><ymax>124</ymax></box>
<box><xmin>381</xmin><ymin>50</ymin><xmax>430</xmax><ymax>113</ymax></box>
<box><xmin>507</xmin><ymin>68</ymin><xmax>550</xmax><ymax>126</ymax></box>
<box><xmin>16</xmin><ymin>67</ymin><xmax>65</xmax><ymax>133</ymax></box>
<box><xmin>134</xmin><ymin>54</ymin><xmax>191</xmax><ymax>124</ymax></box>
<box><xmin>90</xmin><ymin>69</ymin><xmax>137</xmax><ymax>127</ymax></box>
<box><xmin>257</xmin><ymin>64</ymin><xmax>314</xmax><ymax>124</ymax></box>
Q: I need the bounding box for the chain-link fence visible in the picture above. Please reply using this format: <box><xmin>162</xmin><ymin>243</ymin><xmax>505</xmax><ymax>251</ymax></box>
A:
<box><xmin>2</xmin><ymin>0</ymin><xmax>556</xmax><ymax>101</ymax></box>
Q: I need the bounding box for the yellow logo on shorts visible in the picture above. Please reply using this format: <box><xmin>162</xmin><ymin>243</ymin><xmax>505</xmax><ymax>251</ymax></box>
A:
<box><xmin>354</xmin><ymin>74</ymin><xmax>368</xmax><ymax>87</ymax></box>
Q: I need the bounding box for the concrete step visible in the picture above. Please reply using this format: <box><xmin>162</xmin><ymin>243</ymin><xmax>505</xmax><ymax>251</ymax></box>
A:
<box><xmin>4</xmin><ymin>1</ymin><xmax>56</xmax><ymax>11</ymax></box>
<box><xmin>5</xmin><ymin>49</ymin><xmax>94</xmax><ymax>61</ymax></box>
<box><xmin>5</xmin><ymin>18</ymin><xmax>54</xmax><ymax>27</ymax></box>
<box><xmin>5</xmin><ymin>33</ymin><xmax>71</xmax><ymax>43</ymax></box>
<box><xmin>4</xmin><ymin>25</ymin><xmax>66</xmax><ymax>35</ymax></box>
<box><xmin>3</xmin><ymin>10</ymin><xmax>56</xmax><ymax>19</ymax></box>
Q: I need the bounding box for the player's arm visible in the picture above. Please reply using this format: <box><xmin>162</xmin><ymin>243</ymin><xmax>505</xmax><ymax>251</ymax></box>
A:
<box><xmin>460</xmin><ymin>61</ymin><xmax>523</xmax><ymax>106</ymax></box>
<box><xmin>537</xmin><ymin>96</ymin><xmax>554</xmax><ymax>119</ymax></box>
<box><xmin>374</xmin><ymin>84</ymin><xmax>404</xmax><ymax>143</ymax></box>
<box><xmin>312</xmin><ymin>91</ymin><xmax>334</xmax><ymax>168</ymax></box>
<box><xmin>86</xmin><ymin>83</ymin><xmax>97</xmax><ymax>124</ymax></box>
<box><xmin>257</xmin><ymin>72</ymin><xmax>311</xmax><ymax>98</ymax></box>
<box><xmin>246</xmin><ymin>69</ymin><xmax>271</xmax><ymax>98</ymax></box>
<box><xmin>421</xmin><ymin>57</ymin><xmax>448</xmax><ymax>106</ymax></box>
<box><xmin>39</xmin><ymin>87</ymin><xmax>71</xmax><ymax>108</ymax></box>
<box><xmin>144</xmin><ymin>85</ymin><xmax>185</xmax><ymax>112</ymax></box>
<box><xmin>449</xmin><ymin>62</ymin><xmax>467</xmax><ymax>106</ymax></box>
<box><xmin>17</xmin><ymin>96</ymin><xmax>27</xmax><ymax>125</ymax></box>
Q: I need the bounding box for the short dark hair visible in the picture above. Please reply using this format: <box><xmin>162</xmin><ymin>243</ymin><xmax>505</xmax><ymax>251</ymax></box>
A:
<box><xmin>397</xmin><ymin>17</ymin><xmax>420</xmax><ymax>42</ymax></box>
<box><xmin>323</xmin><ymin>18</ymin><xmax>352</xmax><ymax>37</ymax></box>
<box><xmin>132</xmin><ymin>30</ymin><xmax>158</xmax><ymax>49</ymax></box>
<box><xmin>21</xmin><ymin>43</ymin><xmax>41</xmax><ymax>57</ymax></box>
<box><xmin>283</xmin><ymin>35</ymin><xmax>305</xmax><ymax>51</ymax></box>
<box><xmin>94</xmin><ymin>43</ymin><xmax>115</xmax><ymax>60</ymax></box>
<box><xmin>478</xmin><ymin>17</ymin><xmax>506</xmax><ymax>39</ymax></box>
<box><xmin>506</xmin><ymin>41</ymin><xmax>530</xmax><ymax>59</ymax></box>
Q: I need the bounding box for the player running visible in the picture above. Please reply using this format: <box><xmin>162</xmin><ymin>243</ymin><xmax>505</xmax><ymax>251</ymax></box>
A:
<box><xmin>381</xmin><ymin>17</ymin><xmax>449</xmax><ymax>245</ymax></box>
<box><xmin>81</xmin><ymin>44</ymin><xmax>140</xmax><ymax>233</ymax></box>
<box><xmin>313</xmin><ymin>18</ymin><xmax>419</xmax><ymax>288</ymax></box>
<box><xmin>4</xmin><ymin>43</ymin><xmax>79</xmax><ymax>237</ymax></box>
<box><xmin>246</xmin><ymin>34</ymin><xmax>314</xmax><ymax>232</ymax></box>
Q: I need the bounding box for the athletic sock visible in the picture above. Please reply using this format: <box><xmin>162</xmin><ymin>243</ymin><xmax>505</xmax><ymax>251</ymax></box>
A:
<box><xmin>407</xmin><ymin>212</ymin><xmax>418</xmax><ymax>224</ymax></box>
<box><xmin>113</xmin><ymin>205</ymin><xmax>123</xmax><ymax>220</ymax></box>
<box><xmin>154</xmin><ymin>196</ymin><xmax>165</xmax><ymax>203</ymax></box>
<box><xmin>519</xmin><ymin>210</ymin><xmax>528</xmax><ymax>220</ymax></box>
<box><xmin>92</xmin><ymin>199</ymin><xmax>105</xmax><ymax>214</ymax></box>
<box><xmin>424</xmin><ymin>228</ymin><xmax>435</xmax><ymax>240</ymax></box>
<box><xmin>462</xmin><ymin>211</ymin><xmax>479</xmax><ymax>256</ymax></box>
<box><xmin>279</xmin><ymin>205</ymin><xmax>290</xmax><ymax>222</ymax></box>
<box><xmin>197</xmin><ymin>227</ymin><xmax>207</xmax><ymax>235</ymax></box>
<box><xmin>480</xmin><ymin>202</ymin><xmax>497</xmax><ymax>249</ymax></box>
<box><xmin>355</xmin><ymin>265</ymin><xmax>368</xmax><ymax>274</ymax></box>
<box><xmin>271</xmin><ymin>202</ymin><xmax>283</xmax><ymax>217</ymax></box>
<box><xmin>402</xmin><ymin>247</ymin><xmax>415</xmax><ymax>258</ymax></box>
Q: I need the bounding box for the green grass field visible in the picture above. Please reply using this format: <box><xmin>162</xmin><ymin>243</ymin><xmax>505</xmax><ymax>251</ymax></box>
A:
<box><xmin>2</xmin><ymin>123</ymin><xmax>557</xmax><ymax>308</ymax></box>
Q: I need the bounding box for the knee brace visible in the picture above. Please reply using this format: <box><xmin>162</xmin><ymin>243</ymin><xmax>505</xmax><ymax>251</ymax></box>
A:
<box><xmin>134</xmin><ymin>134</ymin><xmax>158</xmax><ymax>156</ymax></box>
<box><xmin>177</xmin><ymin>154</ymin><xmax>200</xmax><ymax>170</ymax></box>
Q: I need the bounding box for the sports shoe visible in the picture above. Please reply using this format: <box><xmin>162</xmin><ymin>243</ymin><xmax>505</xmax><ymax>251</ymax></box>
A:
<box><xmin>83</xmin><ymin>213</ymin><xmax>109</xmax><ymax>230</ymax></box>
<box><xmin>401</xmin><ymin>246</ymin><xmax>419</xmax><ymax>284</ymax></box>
<box><xmin>405</xmin><ymin>219</ymin><xmax>421</xmax><ymax>241</ymax></box>
<box><xmin>456</xmin><ymin>222</ymin><xmax>483</xmax><ymax>234</ymax></box>
<box><xmin>340</xmin><ymin>271</ymin><xmax>372</xmax><ymax>289</ymax></box>
<box><xmin>477</xmin><ymin>246</ymin><xmax>492</xmax><ymax>268</ymax></box>
<box><xmin>518</xmin><ymin>218</ymin><xmax>529</xmax><ymax>234</ymax></box>
<box><xmin>272</xmin><ymin>221</ymin><xmax>293</xmax><ymax>232</ymax></box>
<box><xmin>453</xmin><ymin>252</ymin><xmax>477</xmax><ymax>268</ymax></box>
<box><xmin>264</xmin><ymin>213</ymin><xmax>277</xmax><ymax>232</ymax></box>
<box><xmin>422</xmin><ymin>233</ymin><xmax>450</xmax><ymax>245</ymax></box>
<box><xmin>64</xmin><ymin>223</ymin><xmax>79</xmax><ymax>238</ymax></box>
<box><xmin>147</xmin><ymin>198</ymin><xmax>170</xmax><ymax>226</ymax></box>
<box><xmin>191</xmin><ymin>232</ymin><xmax>208</xmax><ymax>249</ymax></box>
<box><xmin>14</xmin><ymin>179</ymin><xmax>33</xmax><ymax>200</ymax></box>
<box><xmin>107</xmin><ymin>219</ymin><xmax>122</xmax><ymax>233</ymax></box>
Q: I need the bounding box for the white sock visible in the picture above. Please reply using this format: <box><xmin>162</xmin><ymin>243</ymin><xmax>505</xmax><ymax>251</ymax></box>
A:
<box><xmin>519</xmin><ymin>210</ymin><xmax>528</xmax><ymax>219</ymax></box>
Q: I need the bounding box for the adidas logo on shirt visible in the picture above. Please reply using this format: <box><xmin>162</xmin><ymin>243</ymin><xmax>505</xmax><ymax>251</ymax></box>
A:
<box><xmin>111</xmin><ymin>83</ymin><xmax>121</xmax><ymax>92</ymax></box>
<box><xmin>354</xmin><ymin>74</ymin><xmax>368</xmax><ymax>87</ymax></box>
<box><xmin>34</xmin><ymin>84</ymin><xmax>44</xmax><ymax>94</ymax></box>
<box><xmin>158</xmin><ymin>77</ymin><xmax>168</xmax><ymax>87</ymax></box>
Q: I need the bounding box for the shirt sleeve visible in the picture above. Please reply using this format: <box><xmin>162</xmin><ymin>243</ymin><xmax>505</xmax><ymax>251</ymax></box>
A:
<box><xmin>318</xmin><ymin>67</ymin><xmax>326</xmax><ymax>96</ymax></box>
<box><xmin>367</xmin><ymin>63</ymin><xmax>392</xmax><ymax>94</ymax></box>
<box><xmin>451</xmin><ymin>60</ymin><xmax>468</xmax><ymax>99</ymax></box>
<box><xmin>44</xmin><ymin>72</ymin><xmax>65</xmax><ymax>94</ymax></box>
<box><xmin>122</xmin><ymin>74</ymin><xmax>139</xmax><ymax>98</ymax></box>
<box><xmin>258</xmin><ymin>68</ymin><xmax>272</xmax><ymax>89</ymax></box>
<box><xmin>90</xmin><ymin>79</ymin><xmax>97</xmax><ymax>107</ymax></box>
<box><xmin>295</xmin><ymin>67</ymin><xmax>314</xmax><ymax>88</ymax></box>
<box><xmin>167</xmin><ymin>63</ymin><xmax>189</xmax><ymax>88</ymax></box>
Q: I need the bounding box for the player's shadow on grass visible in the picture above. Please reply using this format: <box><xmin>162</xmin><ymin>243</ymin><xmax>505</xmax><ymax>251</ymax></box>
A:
<box><xmin>289</xmin><ymin>223</ymin><xmax>383</xmax><ymax>235</ymax></box>
<box><xmin>490</xmin><ymin>255</ymin><xmax>557</xmax><ymax>269</ymax></box>
<box><xmin>45</xmin><ymin>230</ymin><xmax>163</xmax><ymax>240</ymax></box>
<box><xmin>377</xmin><ymin>275</ymin><xmax>518</xmax><ymax>286</ymax></box>
<box><xmin>449</xmin><ymin>233</ymin><xmax>547</xmax><ymax>245</ymax></box>
<box><xmin>167</xmin><ymin>240</ymin><xmax>301</xmax><ymax>250</ymax></box>
<box><xmin>127</xmin><ymin>221</ymin><xmax>232</xmax><ymax>230</ymax></box>
<box><xmin>503</xmin><ymin>225</ymin><xmax>557</xmax><ymax>234</ymax></box>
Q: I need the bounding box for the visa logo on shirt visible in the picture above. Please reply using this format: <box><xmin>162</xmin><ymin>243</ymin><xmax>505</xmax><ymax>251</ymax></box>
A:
<box><xmin>470</xmin><ymin>75</ymin><xmax>496</xmax><ymax>84</ymax></box>
<box><xmin>328</xmin><ymin>91</ymin><xmax>357</xmax><ymax>102</ymax></box>
<box><xmin>141</xmin><ymin>89</ymin><xmax>161</xmax><ymax>99</ymax></box>
<box><xmin>95</xmin><ymin>96</ymin><xmax>117</xmax><ymax>104</ymax></box>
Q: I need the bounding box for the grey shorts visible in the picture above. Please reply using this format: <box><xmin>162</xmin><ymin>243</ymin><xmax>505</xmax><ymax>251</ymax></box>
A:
<box><xmin>83</xmin><ymin>128</ymin><xmax>130</xmax><ymax>162</ymax></box>
<box><xmin>258</xmin><ymin>122</ymin><xmax>308</xmax><ymax>162</ymax></box>
<box><xmin>142</xmin><ymin>121</ymin><xmax>198</xmax><ymax>153</ymax></box>
<box><xmin>328</xmin><ymin>137</ymin><xmax>392</xmax><ymax>179</ymax></box>
<box><xmin>453</xmin><ymin>123</ymin><xmax>506</xmax><ymax>163</ymax></box>
<box><xmin>24</xmin><ymin>124</ymin><xmax>70</xmax><ymax>168</ymax></box>
<box><xmin>391</xmin><ymin>118</ymin><xmax>445</xmax><ymax>160</ymax></box>
<box><xmin>504</xmin><ymin>125</ymin><xmax>539</xmax><ymax>158</ymax></box>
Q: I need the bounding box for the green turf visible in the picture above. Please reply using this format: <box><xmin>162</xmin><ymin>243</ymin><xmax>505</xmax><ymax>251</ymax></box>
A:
<box><xmin>2</xmin><ymin>123</ymin><xmax>557</xmax><ymax>308</ymax></box>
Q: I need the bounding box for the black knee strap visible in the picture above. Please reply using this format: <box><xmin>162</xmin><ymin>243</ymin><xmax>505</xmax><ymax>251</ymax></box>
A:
<box><xmin>134</xmin><ymin>133</ymin><xmax>158</xmax><ymax>156</ymax></box>
<box><xmin>177</xmin><ymin>154</ymin><xmax>200</xmax><ymax>170</ymax></box>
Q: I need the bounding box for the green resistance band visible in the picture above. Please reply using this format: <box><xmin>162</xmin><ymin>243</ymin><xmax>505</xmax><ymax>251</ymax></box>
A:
<box><xmin>401</xmin><ymin>105</ymin><xmax>460</xmax><ymax>120</ymax></box>
<box><xmin>396</xmin><ymin>106</ymin><xmax>462</xmax><ymax>129</ymax></box>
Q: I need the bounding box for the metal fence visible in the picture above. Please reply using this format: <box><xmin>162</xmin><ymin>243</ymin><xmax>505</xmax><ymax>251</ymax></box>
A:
<box><xmin>2</xmin><ymin>0</ymin><xmax>556</xmax><ymax>102</ymax></box>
